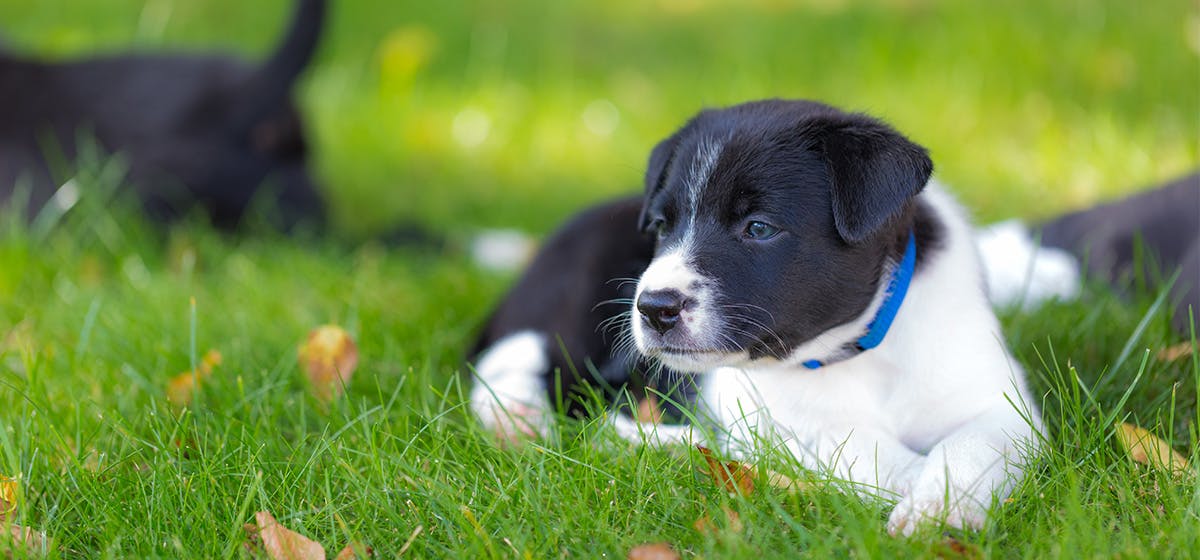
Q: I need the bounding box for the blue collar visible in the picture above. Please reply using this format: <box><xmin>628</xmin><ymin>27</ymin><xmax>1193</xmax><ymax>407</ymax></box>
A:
<box><xmin>802</xmin><ymin>231</ymin><xmax>917</xmax><ymax>369</ymax></box>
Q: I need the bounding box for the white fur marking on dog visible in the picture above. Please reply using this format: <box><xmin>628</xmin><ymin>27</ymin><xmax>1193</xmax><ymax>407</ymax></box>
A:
<box><xmin>974</xmin><ymin>220</ymin><xmax>1081</xmax><ymax>309</ymax></box>
<box><xmin>470</xmin><ymin>330</ymin><xmax>551</xmax><ymax>441</ymax></box>
<box><xmin>636</xmin><ymin>248</ymin><xmax>701</xmax><ymax>296</ymax></box>
<box><xmin>631</xmin><ymin>137</ymin><xmax>729</xmax><ymax>362</ymax></box>
<box><xmin>684</xmin><ymin>137</ymin><xmax>724</xmax><ymax>234</ymax></box>
<box><xmin>632</xmin><ymin>245</ymin><xmax>730</xmax><ymax>361</ymax></box>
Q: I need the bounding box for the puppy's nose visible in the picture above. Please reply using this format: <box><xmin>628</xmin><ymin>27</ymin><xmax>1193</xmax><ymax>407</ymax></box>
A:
<box><xmin>637</xmin><ymin>289</ymin><xmax>689</xmax><ymax>335</ymax></box>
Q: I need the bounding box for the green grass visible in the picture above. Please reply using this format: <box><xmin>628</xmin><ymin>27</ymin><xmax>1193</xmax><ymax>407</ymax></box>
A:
<box><xmin>2</xmin><ymin>0</ymin><xmax>1199</xmax><ymax>557</ymax></box>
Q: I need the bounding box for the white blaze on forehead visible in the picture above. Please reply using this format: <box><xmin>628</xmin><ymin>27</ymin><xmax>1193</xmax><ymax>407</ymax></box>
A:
<box><xmin>684</xmin><ymin>136</ymin><xmax>724</xmax><ymax>236</ymax></box>
<box><xmin>637</xmin><ymin>136</ymin><xmax>725</xmax><ymax>300</ymax></box>
<box><xmin>631</xmin><ymin>135</ymin><xmax>732</xmax><ymax>366</ymax></box>
<box><xmin>636</xmin><ymin>247</ymin><xmax>701</xmax><ymax>297</ymax></box>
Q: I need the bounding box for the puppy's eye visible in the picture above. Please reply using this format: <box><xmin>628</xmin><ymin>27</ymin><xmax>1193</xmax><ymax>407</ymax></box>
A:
<box><xmin>648</xmin><ymin>218</ymin><xmax>669</xmax><ymax>240</ymax></box>
<box><xmin>744</xmin><ymin>220</ymin><xmax>781</xmax><ymax>241</ymax></box>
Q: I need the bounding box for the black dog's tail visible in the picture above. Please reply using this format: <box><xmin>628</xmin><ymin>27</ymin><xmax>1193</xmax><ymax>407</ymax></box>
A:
<box><xmin>231</xmin><ymin>0</ymin><xmax>326</xmax><ymax>132</ymax></box>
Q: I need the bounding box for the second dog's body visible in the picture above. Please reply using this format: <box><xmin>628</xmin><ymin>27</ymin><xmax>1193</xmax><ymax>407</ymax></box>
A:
<box><xmin>0</xmin><ymin>0</ymin><xmax>326</xmax><ymax>230</ymax></box>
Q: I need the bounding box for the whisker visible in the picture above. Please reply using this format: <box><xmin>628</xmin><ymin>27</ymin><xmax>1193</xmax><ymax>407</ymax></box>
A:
<box><xmin>604</xmin><ymin>276</ymin><xmax>641</xmax><ymax>286</ymax></box>
<box><xmin>597</xmin><ymin>309</ymin><xmax>631</xmax><ymax>329</ymax></box>
<box><xmin>592</xmin><ymin>297</ymin><xmax>635</xmax><ymax>312</ymax></box>
<box><xmin>734</xmin><ymin>315</ymin><xmax>787</xmax><ymax>356</ymax></box>
<box><xmin>717</xmin><ymin>306</ymin><xmax>787</xmax><ymax>359</ymax></box>
<box><xmin>723</xmin><ymin>301</ymin><xmax>778</xmax><ymax>324</ymax></box>
<box><xmin>598</xmin><ymin>314</ymin><xmax>634</xmax><ymax>340</ymax></box>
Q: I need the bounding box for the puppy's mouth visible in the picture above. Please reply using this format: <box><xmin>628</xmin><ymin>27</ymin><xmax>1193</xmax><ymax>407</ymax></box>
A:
<box><xmin>641</xmin><ymin>343</ymin><xmax>747</xmax><ymax>372</ymax></box>
<box><xmin>653</xmin><ymin>345</ymin><xmax>723</xmax><ymax>355</ymax></box>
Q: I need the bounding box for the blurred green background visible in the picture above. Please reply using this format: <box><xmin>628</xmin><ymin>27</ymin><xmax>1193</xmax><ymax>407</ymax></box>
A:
<box><xmin>0</xmin><ymin>3</ymin><xmax>1197</xmax><ymax>555</ymax></box>
<box><xmin>2</xmin><ymin>0</ymin><xmax>1196</xmax><ymax>237</ymax></box>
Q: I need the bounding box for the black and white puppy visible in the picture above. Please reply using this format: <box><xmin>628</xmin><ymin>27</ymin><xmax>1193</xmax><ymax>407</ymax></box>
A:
<box><xmin>471</xmin><ymin>99</ymin><xmax>1039</xmax><ymax>535</ymax></box>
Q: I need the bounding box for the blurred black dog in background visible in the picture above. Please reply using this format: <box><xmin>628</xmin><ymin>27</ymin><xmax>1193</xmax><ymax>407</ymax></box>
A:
<box><xmin>1040</xmin><ymin>172</ymin><xmax>1199</xmax><ymax>335</ymax></box>
<box><xmin>0</xmin><ymin>0</ymin><xmax>326</xmax><ymax>231</ymax></box>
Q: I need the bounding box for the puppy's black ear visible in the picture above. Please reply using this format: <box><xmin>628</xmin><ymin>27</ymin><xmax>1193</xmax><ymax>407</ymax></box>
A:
<box><xmin>821</xmin><ymin>116</ymin><xmax>933</xmax><ymax>244</ymax></box>
<box><xmin>639</xmin><ymin>134</ymin><xmax>679</xmax><ymax>232</ymax></box>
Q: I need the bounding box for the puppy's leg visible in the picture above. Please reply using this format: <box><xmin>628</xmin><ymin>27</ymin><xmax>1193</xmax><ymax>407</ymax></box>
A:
<box><xmin>887</xmin><ymin>403</ymin><xmax>1036</xmax><ymax>536</ymax></box>
<box><xmin>775</xmin><ymin>426</ymin><xmax>927</xmax><ymax>499</ymax></box>
<box><xmin>706</xmin><ymin>379</ymin><xmax>926</xmax><ymax>497</ymax></box>
<box><xmin>974</xmin><ymin>220</ymin><xmax>1081</xmax><ymax>309</ymax></box>
<box><xmin>469</xmin><ymin>331</ymin><xmax>552</xmax><ymax>442</ymax></box>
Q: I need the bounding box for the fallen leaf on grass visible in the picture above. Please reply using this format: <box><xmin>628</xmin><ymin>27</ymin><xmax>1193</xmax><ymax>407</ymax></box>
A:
<box><xmin>1</xmin><ymin>476</ymin><xmax>53</xmax><ymax>556</ymax></box>
<box><xmin>695</xmin><ymin>446</ymin><xmax>811</xmax><ymax>495</ymax></box>
<box><xmin>627</xmin><ymin>542</ymin><xmax>681</xmax><ymax>560</ymax></box>
<box><xmin>333</xmin><ymin>542</ymin><xmax>374</xmax><ymax>559</ymax></box>
<box><xmin>697</xmin><ymin>446</ymin><xmax>755</xmax><ymax>495</ymax></box>
<box><xmin>1156</xmin><ymin>341</ymin><xmax>1196</xmax><ymax>362</ymax></box>
<box><xmin>166</xmin><ymin>349</ymin><xmax>223</xmax><ymax>406</ymax></box>
<box><xmin>298</xmin><ymin>326</ymin><xmax>359</xmax><ymax>402</ymax></box>
<box><xmin>246</xmin><ymin>511</ymin><xmax>325</xmax><ymax>560</ymax></box>
<box><xmin>693</xmin><ymin>504</ymin><xmax>743</xmax><ymax>535</ymax></box>
<box><xmin>165</xmin><ymin>373</ymin><xmax>202</xmax><ymax>407</ymax></box>
<box><xmin>1115</xmin><ymin>422</ymin><xmax>1190</xmax><ymax>477</ymax></box>
<box><xmin>934</xmin><ymin>534</ymin><xmax>982</xmax><ymax>559</ymax></box>
<box><xmin>0</xmin><ymin>476</ymin><xmax>15</xmax><ymax>522</ymax></box>
<box><xmin>760</xmin><ymin>467</ymin><xmax>812</xmax><ymax>493</ymax></box>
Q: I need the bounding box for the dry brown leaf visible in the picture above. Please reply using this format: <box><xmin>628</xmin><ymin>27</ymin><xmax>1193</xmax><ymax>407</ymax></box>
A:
<box><xmin>635</xmin><ymin>394</ymin><xmax>664</xmax><ymax>424</ymax></box>
<box><xmin>934</xmin><ymin>535</ymin><xmax>982</xmax><ymax>559</ymax></box>
<box><xmin>334</xmin><ymin>542</ymin><xmax>373</xmax><ymax>559</ymax></box>
<box><xmin>693</xmin><ymin>505</ymin><xmax>743</xmax><ymax>535</ymax></box>
<box><xmin>244</xmin><ymin>523</ymin><xmax>261</xmax><ymax>553</ymax></box>
<box><xmin>166</xmin><ymin>349</ymin><xmax>223</xmax><ymax>407</ymax></box>
<box><xmin>1157</xmin><ymin>341</ymin><xmax>1196</xmax><ymax>362</ymax></box>
<box><xmin>247</xmin><ymin>510</ymin><xmax>325</xmax><ymax>560</ymax></box>
<box><xmin>697</xmin><ymin>446</ymin><xmax>755</xmax><ymax>495</ymax></box>
<box><xmin>201</xmin><ymin>349</ymin><xmax>223</xmax><ymax>370</ymax></box>
<box><xmin>760</xmin><ymin>467</ymin><xmax>812</xmax><ymax>493</ymax></box>
<box><xmin>298</xmin><ymin>326</ymin><xmax>359</xmax><ymax>402</ymax></box>
<box><xmin>627</xmin><ymin>542</ymin><xmax>681</xmax><ymax>560</ymax></box>
<box><xmin>3</xmin><ymin>525</ymin><xmax>50</xmax><ymax>555</ymax></box>
<box><xmin>1115</xmin><ymin>422</ymin><xmax>1191</xmax><ymax>476</ymax></box>
<box><xmin>696</xmin><ymin>446</ymin><xmax>813</xmax><ymax>494</ymax></box>
<box><xmin>166</xmin><ymin>372</ymin><xmax>205</xmax><ymax>407</ymax></box>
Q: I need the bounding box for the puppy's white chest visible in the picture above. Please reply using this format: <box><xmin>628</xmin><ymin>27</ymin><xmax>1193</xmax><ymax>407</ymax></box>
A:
<box><xmin>701</xmin><ymin>357</ymin><xmax>902</xmax><ymax>446</ymax></box>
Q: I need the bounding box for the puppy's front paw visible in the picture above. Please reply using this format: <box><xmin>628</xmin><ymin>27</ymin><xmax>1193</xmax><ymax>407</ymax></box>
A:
<box><xmin>475</xmin><ymin>398</ymin><xmax>549</xmax><ymax>444</ymax></box>
<box><xmin>470</xmin><ymin>331</ymin><xmax>553</xmax><ymax>444</ymax></box>
<box><xmin>886</xmin><ymin>490</ymin><xmax>987</xmax><ymax>537</ymax></box>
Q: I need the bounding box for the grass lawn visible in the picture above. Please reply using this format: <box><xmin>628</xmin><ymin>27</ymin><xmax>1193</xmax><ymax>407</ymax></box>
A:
<box><xmin>2</xmin><ymin>0</ymin><xmax>1199</xmax><ymax>557</ymax></box>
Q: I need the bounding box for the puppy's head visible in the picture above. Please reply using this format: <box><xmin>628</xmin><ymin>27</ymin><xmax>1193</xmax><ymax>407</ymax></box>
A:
<box><xmin>632</xmin><ymin>99</ymin><xmax>933</xmax><ymax>372</ymax></box>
